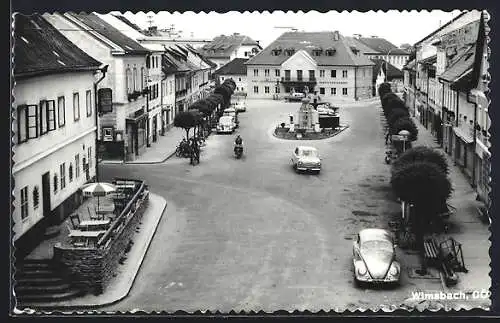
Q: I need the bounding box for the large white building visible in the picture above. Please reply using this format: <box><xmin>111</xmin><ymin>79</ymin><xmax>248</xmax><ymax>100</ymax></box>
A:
<box><xmin>245</xmin><ymin>31</ymin><xmax>374</xmax><ymax>101</ymax></box>
<box><xmin>13</xmin><ymin>14</ymin><xmax>102</xmax><ymax>249</ymax></box>
<box><xmin>350</xmin><ymin>35</ymin><xmax>411</xmax><ymax>70</ymax></box>
<box><xmin>44</xmin><ymin>12</ymin><xmax>152</xmax><ymax>162</ymax></box>
<box><xmin>213</xmin><ymin>58</ymin><xmax>249</xmax><ymax>95</ymax></box>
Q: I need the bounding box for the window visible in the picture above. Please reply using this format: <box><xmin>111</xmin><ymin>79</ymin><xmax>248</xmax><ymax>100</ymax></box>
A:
<box><xmin>238</xmin><ymin>77</ymin><xmax>241</xmax><ymax>82</ymax></box>
<box><xmin>342</xmin><ymin>70</ymin><xmax>348</xmax><ymax>78</ymax></box>
<box><xmin>297</xmin><ymin>70</ymin><xmax>303</xmax><ymax>81</ymax></box>
<box><xmin>320</xmin><ymin>70</ymin><xmax>325</xmax><ymax>77</ymax></box>
<box><xmin>60</xmin><ymin>163</ymin><xmax>66</xmax><ymax>189</ymax></box>
<box><xmin>331</xmin><ymin>70</ymin><xmax>337</xmax><ymax>78</ymax></box>
<box><xmin>141</xmin><ymin>67</ymin><xmax>146</xmax><ymax>89</ymax></box>
<box><xmin>33</xmin><ymin>186</ymin><xmax>39</xmax><ymax>209</ymax></box>
<box><xmin>170</xmin><ymin>81</ymin><xmax>173</xmax><ymax>94</ymax></box>
<box><xmin>309</xmin><ymin>70</ymin><xmax>315</xmax><ymax>81</ymax></box>
<box><xmin>253</xmin><ymin>69</ymin><xmax>259</xmax><ymax>77</ymax></box>
<box><xmin>285</xmin><ymin>86</ymin><xmax>290</xmax><ymax>93</ymax></box>
<box><xmin>126</xmin><ymin>68</ymin><xmax>132</xmax><ymax>94</ymax></box>
<box><xmin>342</xmin><ymin>88</ymin><xmax>348</xmax><ymax>95</ymax></box>
<box><xmin>58</xmin><ymin>96</ymin><xmax>65</xmax><ymax>127</ymax></box>
<box><xmin>264</xmin><ymin>69</ymin><xmax>270</xmax><ymax>77</ymax></box>
<box><xmin>275</xmin><ymin>69</ymin><xmax>280</xmax><ymax>77</ymax></box>
<box><xmin>363</xmin><ymin>69</ymin><xmax>366</xmax><ymax>78</ymax></box>
<box><xmin>253</xmin><ymin>86</ymin><xmax>259</xmax><ymax>93</ymax></box>
<box><xmin>73</xmin><ymin>93</ymin><xmax>80</xmax><ymax>121</ymax></box>
<box><xmin>68</xmin><ymin>163</ymin><xmax>73</xmax><ymax>182</ymax></box>
<box><xmin>285</xmin><ymin>70</ymin><xmax>291</xmax><ymax>80</ymax></box>
<box><xmin>320</xmin><ymin>87</ymin><xmax>325</xmax><ymax>95</ymax></box>
<box><xmin>265</xmin><ymin>86</ymin><xmax>270</xmax><ymax>93</ymax></box>
<box><xmin>17</xmin><ymin>105</ymin><xmax>27</xmax><ymax>143</ymax></box>
<box><xmin>75</xmin><ymin>154</ymin><xmax>80</xmax><ymax>179</ymax></box>
<box><xmin>133</xmin><ymin>67</ymin><xmax>138</xmax><ymax>91</ymax></box>
<box><xmin>86</xmin><ymin>90</ymin><xmax>92</xmax><ymax>117</ymax></box>
<box><xmin>88</xmin><ymin>146</ymin><xmax>92</xmax><ymax>170</ymax></box>
<box><xmin>331</xmin><ymin>88</ymin><xmax>336</xmax><ymax>95</ymax></box>
<box><xmin>275</xmin><ymin>86</ymin><xmax>280</xmax><ymax>93</ymax></box>
<box><xmin>39</xmin><ymin>100</ymin><xmax>48</xmax><ymax>135</ymax></box>
<box><xmin>27</xmin><ymin>104</ymin><xmax>38</xmax><ymax>139</ymax></box>
<box><xmin>20</xmin><ymin>186</ymin><xmax>28</xmax><ymax>220</ymax></box>
<box><xmin>46</xmin><ymin>100</ymin><xmax>56</xmax><ymax>131</ymax></box>
<box><xmin>221</xmin><ymin>77</ymin><xmax>225</xmax><ymax>81</ymax></box>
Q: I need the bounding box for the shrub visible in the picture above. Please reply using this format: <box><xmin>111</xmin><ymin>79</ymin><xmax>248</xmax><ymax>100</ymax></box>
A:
<box><xmin>392</xmin><ymin>146</ymin><xmax>449</xmax><ymax>175</ymax></box>
<box><xmin>387</xmin><ymin>108</ymin><xmax>410</xmax><ymax>127</ymax></box>
<box><xmin>390</xmin><ymin>116</ymin><xmax>418</xmax><ymax>141</ymax></box>
<box><xmin>378</xmin><ymin>83</ymin><xmax>392</xmax><ymax>100</ymax></box>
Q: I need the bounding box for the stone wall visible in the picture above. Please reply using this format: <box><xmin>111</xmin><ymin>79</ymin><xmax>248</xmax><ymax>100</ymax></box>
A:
<box><xmin>53</xmin><ymin>183</ymin><xmax>149</xmax><ymax>295</ymax></box>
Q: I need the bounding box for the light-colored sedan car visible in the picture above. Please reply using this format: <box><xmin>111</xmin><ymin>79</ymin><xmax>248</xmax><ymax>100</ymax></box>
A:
<box><xmin>291</xmin><ymin>146</ymin><xmax>321</xmax><ymax>173</ymax></box>
<box><xmin>234</xmin><ymin>101</ymin><xmax>246</xmax><ymax>112</ymax></box>
<box><xmin>352</xmin><ymin>228</ymin><xmax>401</xmax><ymax>286</ymax></box>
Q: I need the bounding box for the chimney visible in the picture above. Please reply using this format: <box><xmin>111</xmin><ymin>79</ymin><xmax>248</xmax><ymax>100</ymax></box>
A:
<box><xmin>333</xmin><ymin>31</ymin><xmax>340</xmax><ymax>41</ymax></box>
<box><xmin>371</xmin><ymin>35</ymin><xmax>378</xmax><ymax>38</ymax></box>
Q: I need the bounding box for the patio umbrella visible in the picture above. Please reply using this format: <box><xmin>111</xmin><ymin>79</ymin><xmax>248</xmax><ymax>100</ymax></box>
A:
<box><xmin>81</xmin><ymin>182</ymin><xmax>117</xmax><ymax>212</ymax></box>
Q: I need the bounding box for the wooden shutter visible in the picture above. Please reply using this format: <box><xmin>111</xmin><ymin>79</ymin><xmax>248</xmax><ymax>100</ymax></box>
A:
<box><xmin>27</xmin><ymin>104</ymin><xmax>38</xmax><ymax>139</ymax></box>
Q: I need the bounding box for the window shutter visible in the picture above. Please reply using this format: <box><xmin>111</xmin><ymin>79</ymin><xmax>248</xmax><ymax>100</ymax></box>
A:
<box><xmin>47</xmin><ymin>100</ymin><xmax>56</xmax><ymax>131</ymax></box>
<box><xmin>39</xmin><ymin>100</ymin><xmax>48</xmax><ymax>135</ymax></box>
<box><xmin>17</xmin><ymin>105</ymin><xmax>28</xmax><ymax>143</ymax></box>
<box><xmin>27</xmin><ymin>104</ymin><xmax>38</xmax><ymax>139</ymax></box>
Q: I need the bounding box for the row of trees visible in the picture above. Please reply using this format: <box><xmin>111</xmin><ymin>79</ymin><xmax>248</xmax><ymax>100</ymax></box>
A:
<box><xmin>379</xmin><ymin>83</ymin><xmax>418</xmax><ymax>149</ymax></box>
<box><xmin>379</xmin><ymin>83</ymin><xmax>453</xmax><ymax>270</ymax></box>
<box><xmin>173</xmin><ymin>79</ymin><xmax>236</xmax><ymax>140</ymax></box>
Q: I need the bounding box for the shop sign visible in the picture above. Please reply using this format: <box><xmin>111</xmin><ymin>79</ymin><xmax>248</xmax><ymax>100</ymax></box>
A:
<box><xmin>442</xmin><ymin>20</ymin><xmax>479</xmax><ymax>52</ymax></box>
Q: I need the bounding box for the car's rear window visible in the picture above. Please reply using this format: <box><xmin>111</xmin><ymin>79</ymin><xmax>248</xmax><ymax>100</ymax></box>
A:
<box><xmin>361</xmin><ymin>240</ymin><xmax>392</xmax><ymax>251</ymax></box>
<box><xmin>301</xmin><ymin>149</ymin><xmax>317</xmax><ymax>157</ymax></box>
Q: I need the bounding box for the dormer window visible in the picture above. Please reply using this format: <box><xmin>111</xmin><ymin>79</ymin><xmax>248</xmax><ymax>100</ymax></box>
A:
<box><xmin>350</xmin><ymin>46</ymin><xmax>360</xmax><ymax>55</ymax></box>
<box><xmin>285</xmin><ymin>48</ymin><xmax>295</xmax><ymax>56</ymax></box>
<box><xmin>272</xmin><ymin>48</ymin><xmax>282</xmax><ymax>56</ymax></box>
<box><xmin>326</xmin><ymin>48</ymin><xmax>336</xmax><ymax>56</ymax></box>
<box><xmin>312</xmin><ymin>49</ymin><xmax>323</xmax><ymax>56</ymax></box>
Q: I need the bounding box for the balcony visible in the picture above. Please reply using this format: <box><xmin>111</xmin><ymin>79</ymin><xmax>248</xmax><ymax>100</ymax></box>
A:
<box><xmin>280</xmin><ymin>77</ymin><xmax>317</xmax><ymax>86</ymax></box>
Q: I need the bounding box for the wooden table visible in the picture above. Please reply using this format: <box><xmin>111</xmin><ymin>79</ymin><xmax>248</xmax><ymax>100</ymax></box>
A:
<box><xmin>69</xmin><ymin>230</ymin><xmax>106</xmax><ymax>247</ymax></box>
<box><xmin>79</xmin><ymin>219</ymin><xmax>111</xmax><ymax>231</ymax></box>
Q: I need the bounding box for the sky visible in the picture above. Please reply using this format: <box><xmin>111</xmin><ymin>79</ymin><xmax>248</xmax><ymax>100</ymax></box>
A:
<box><xmin>121</xmin><ymin>10</ymin><xmax>463</xmax><ymax>48</ymax></box>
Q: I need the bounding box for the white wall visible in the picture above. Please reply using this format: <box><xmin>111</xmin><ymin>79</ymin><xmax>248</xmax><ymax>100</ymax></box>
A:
<box><xmin>13</xmin><ymin>71</ymin><xmax>97</xmax><ymax>240</ymax></box>
<box><xmin>219</xmin><ymin>74</ymin><xmax>247</xmax><ymax>93</ymax></box>
<box><xmin>236</xmin><ymin>45</ymin><xmax>260</xmax><ymax>59</ymax></box>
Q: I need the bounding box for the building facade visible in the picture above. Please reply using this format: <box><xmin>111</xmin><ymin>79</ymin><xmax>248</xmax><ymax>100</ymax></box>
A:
<box><xmin>245</xmin><ymin>31</ymin><xmax>374</xmax><ymax>101</ymax></box>
<box><xmin>199</xmin><ymin>33</ymin><xmax>262</xmax><ymax>69</ymax></box>
<box><xmin>403</xmin><ymin>10</ymin><xmax>490</xmax><ymax>205</ymax></box>
<box><xmin>13</xmin><ymin>14</ymin><xmax>102</xmax><ymax>251</ymax></box>
<box><xmin>44</xmin><ymin>12</ymin><xmax>152</xmax><ymax>161</ymax></box>
<box><xmin>352</xmin><ymin>35</ymin><xmax>410</xmax><ymax>70</ymax></box>
<box><xmin>214</xmin><ymin>58</ymin><xmax>248</xmax><ymax>95</ymax></box>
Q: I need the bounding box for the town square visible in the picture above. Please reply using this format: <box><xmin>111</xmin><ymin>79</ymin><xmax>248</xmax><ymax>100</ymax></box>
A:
<box><xmin>11</xmin><ymin>10</ymin><xmax>492</xmax><ymax>313</ymax></box>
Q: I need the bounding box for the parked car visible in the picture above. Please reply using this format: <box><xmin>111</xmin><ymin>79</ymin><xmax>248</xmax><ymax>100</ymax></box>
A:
<box><xmin>291</xmin><ymin>146</ymin><xmax>321</xmax><ymax>173</ymax></box>
<box><xmin>316</xmin><ymin>103</ymin><xmax>338</xmax><ymax>115</ymax></box>
<box><xmin>285</xmin><ymin>92</ymin><xmax>306</xmax><ymax>102</ymax></box>
<box><xmin>223</xmin><ymin>107</ymin><xmax>239</xmax><ymax>126</ymax></box>
<box><xmin>217</xmin><ymin>116</ymin><xmax>236</xmax><ymax>134</ymax></box>
<box><xmin>234</xmin><ymin>101</ymin><xmax>246</xmax><ymax>112</ymax></box>
<box><xmin>352</xmin><ymin>228</ymin><xmax>401</xmax><ymax>286</ymax></box>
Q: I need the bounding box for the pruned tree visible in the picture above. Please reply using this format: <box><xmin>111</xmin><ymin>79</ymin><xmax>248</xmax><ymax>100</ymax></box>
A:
<box><xmin>174</xmin><ymin>110</ymin><xmax>202</xmax><ymax>139</ymax></box>
<box><xmin>390</xmin><ymin>116</ymin><xmax>418</xmax><ymax>141</ymax></box>
<box><xmin>382</xmin><ymin>92</ymin><xmax>401</xmax><ymax>112</ymax></box>
<box><xmin>378</xmin><ymin>83</ymin><xmax>392</xmax><ymax>100</ymax></box>
<box><xmin>392</xmin><ymin>146</ymin><xmax>449</xmax><ymax>176</ymax></box>
<box><xmin>387</xmin><ymin>107</ymin><xmax>410</xmax><ymax>127</ymax></box>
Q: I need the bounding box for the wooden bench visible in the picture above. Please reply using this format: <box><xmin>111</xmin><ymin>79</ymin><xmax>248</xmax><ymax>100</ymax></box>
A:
<box><xmin>423</xmin><ymin>238</ymin><xmax>440</xmax><ymax>267</ymax></box>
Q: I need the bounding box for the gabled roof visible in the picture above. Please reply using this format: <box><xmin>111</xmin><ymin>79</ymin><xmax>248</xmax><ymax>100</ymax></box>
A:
<box><xmin>14</xmin><ymin>13</ymin><xmax>102</xmax><ymax>78</ymax></box>
<box><xmin>344</xmin><ymin>37</ymin><xmax>382</xmax><ymax>54</ymax></box>
<box><xmin>414</xmin><ymin>11</ymin><xmax>468</xmax><ymax>46</ymax></box>
<box><xmin>403</xmin><ymin>59</ymin><xmax>416</xmax><ymax>71</ymax></box>
<box><xmin>185</xmin><ymin>44</ymin><xmax>217</xmax><ymax>68</ymax></box>
<box><xmin>214</xmin><ymin>58</ymin><xmax>248</xmax><ymax>75</ymax></box>
<box><xmin>246</xmin><ymin>31</ymin><xmax>374</xmax><ymax>66</ymax></box>
<box><xmin>357</xmin><ymin>37</ymin><xmax>409</xmax><ymax>55</ymax></box>
<box><xmin>199</xmin><ymin>33</ymin><xmax>260</xmax><ymax>58</ymax></box>
<box><xmin>439</xmin><ymin>45</ymin><xmax>475</xmax><ymax>83</ymax></box>
<box><xmin>371</xmin><ymin>58</ymin><xmax>403</xmax><ymax>81</ymax></box>
<box><xmin>67</xmin><ymin>12</ymin><xmax>150</xmax><ymax>55</ymax></box>
<box><xmin>111</xmin><ymin>14</ymin><xmax>144</xmax><ymax>33</ymax></box>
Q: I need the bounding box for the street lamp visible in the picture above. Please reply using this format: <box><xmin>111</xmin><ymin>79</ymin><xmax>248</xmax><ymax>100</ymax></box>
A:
<box><xmin>385</xmin><ymin>48</ymin><xmax>397</xmax><ymax>83</ymax></box>
<box><xmin>398</xmin><ymin>129</ymin><xmax>410</xmax><ymax>153</ymax></box>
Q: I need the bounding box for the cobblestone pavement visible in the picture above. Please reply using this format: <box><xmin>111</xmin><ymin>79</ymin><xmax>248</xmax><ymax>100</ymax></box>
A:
<box><xmin>98</xmin><ymin>99</ymin><xmax>490</xmax><ymax>312</ymax></box>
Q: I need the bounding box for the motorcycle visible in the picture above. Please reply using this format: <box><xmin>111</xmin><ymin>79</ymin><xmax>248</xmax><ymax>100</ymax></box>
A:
<box><xmin>234</xmin><ymin>144</ymin><xmax>243</xmax><ymax>159</ymax></box>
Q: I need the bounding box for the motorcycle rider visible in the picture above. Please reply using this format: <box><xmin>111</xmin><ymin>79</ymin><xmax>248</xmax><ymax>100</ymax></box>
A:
<box><xmin>234</xmin><ymin>135</ymin><xmax>243</xmax><ymax>154</ymax></box>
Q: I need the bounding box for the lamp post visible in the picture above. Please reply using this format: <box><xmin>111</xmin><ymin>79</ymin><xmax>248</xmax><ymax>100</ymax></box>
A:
<box><xmin>385</xmin><ymin>48</ymin><xmax>397</xmax><ymax>83</ymax></box>
<box><xmin>93</xmin><ymin>64</ymin><xmax>109</xmax><ymax>183</ymax></box>
<box><xmin>398</xmin><ymin>129</ymin><xmax>411</xmax><ymax>153</ymax></box>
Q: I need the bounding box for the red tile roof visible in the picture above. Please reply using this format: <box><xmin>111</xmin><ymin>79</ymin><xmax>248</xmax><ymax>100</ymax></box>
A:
<box><xmin>214</xmin><ymin>58</ymin><xmax>248</xmax><ymax>75</ymax></box>
<box><xmin>14</xmin><ymin>13</ymin><xmax>102</xmax><ymax>78</ymax></box>
<box><xmin>246</xmin><ymin>31</ymin><xmax>374</xmax><ymax>66</ymax></box>
<box><xmin>357</xmin><ymin>37</ymin><xmax>409</xmax><ymax>55</ymax></box>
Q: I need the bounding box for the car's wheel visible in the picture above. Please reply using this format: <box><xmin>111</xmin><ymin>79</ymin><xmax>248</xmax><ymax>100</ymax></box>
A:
<box><xmin>354</xmin><ymin>276</ymin><xmax>363</xmax><ymax>288</ymax></box>
<box><xmin>293</xmin><ymin>163</ymin><xmax>297</xmax><ymax>172</ymax></box>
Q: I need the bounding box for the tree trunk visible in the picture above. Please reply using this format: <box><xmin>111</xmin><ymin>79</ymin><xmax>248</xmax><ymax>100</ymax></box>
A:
<box><xmin>414</xmin><ymin>205</ymin><xmax>428</xmax><ymax>275</ymax></box>
<box><xmin>185</xmin><ymin>128</ymin><xmax>190</xmax><ymax>140</ymax></box>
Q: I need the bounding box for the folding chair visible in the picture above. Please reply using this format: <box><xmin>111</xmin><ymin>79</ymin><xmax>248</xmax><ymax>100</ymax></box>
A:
<box><xmin>69</xmin><ymin>213</ymin><xmax>81</xmax><ymax>230</ymax></box>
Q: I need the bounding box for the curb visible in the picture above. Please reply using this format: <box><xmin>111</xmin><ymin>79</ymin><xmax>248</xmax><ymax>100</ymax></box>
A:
<box><xmin>21</xmin><ymin>195</ymin><xmax>168</xmax><ymax>312</ymax></box>
<box><xmin>270</xmin><ymin>124</ymin><xmax>350</xmax><ymax>142</ymax></box>
<box><xmin>100</xmin><ymin>150</ymin><xmax>177</xmax><ymax>166</ymax></box>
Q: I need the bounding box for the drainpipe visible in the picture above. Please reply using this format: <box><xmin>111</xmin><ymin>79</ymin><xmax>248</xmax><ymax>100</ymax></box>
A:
<box><xmin>454</xmin><ymin>89</ymin><xmax>459</xmax><ymax>166</ymax></box>
<box><xmin>354</xmin><ymin>66</ymin><xmax>357</xmax><ymax>100</ymax></box>
<box><xmin>425</xmin><ymin>70</ymin><xmax>430</xmax><ymax>128</ymax></box>
<box><xmin>93</xmin><ymin>65</ymin><xmax>108</xmax><ymax>183</ymax></box>
<box><xmin>467</xmin><ymin>91</ymin><xmax>478</xmax><ymax>188</ymax></box>
<box><xmin>438</xmin><ymin>79</ymin><xmax>446</xmax><ymax>148</ymax></box>
<box><xmin>160</xmin><ymin>70</ymin><xmax>167</xmax><ymax>135</ymax></box>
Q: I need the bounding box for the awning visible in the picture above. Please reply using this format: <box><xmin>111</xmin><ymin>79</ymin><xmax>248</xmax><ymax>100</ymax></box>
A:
<box><xmin>476</xmin><ymin>138</ymin><xmax>491</xmax><ymax>157</ymax></box>
<box><xmin>453</xmin><ymin>127</ymin><xmax>474</xmax><ymax>144</ymax></box>
<box><xmin>126</xmin><ymin>112</ymin><xmax>148</xmax><ymax>124</ymax></box>
<box><xmin>439</xmin><ymin>45</ymin><xmax>475</xmax><ymax>86</ymax></box>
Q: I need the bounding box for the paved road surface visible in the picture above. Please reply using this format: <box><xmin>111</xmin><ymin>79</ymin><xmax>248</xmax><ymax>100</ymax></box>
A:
<box><xmin>99</xmin><ymin>99</ymin><xmax>451</xmax><ymax>312</ymax></box>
